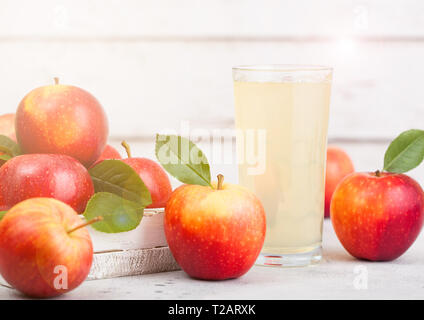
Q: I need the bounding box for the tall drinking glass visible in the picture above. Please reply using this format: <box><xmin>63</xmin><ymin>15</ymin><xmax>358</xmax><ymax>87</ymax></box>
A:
<box><xmin>233</xmin><ymin>65</ymin><xmax>332</xmax><ymax>267</ymax></box>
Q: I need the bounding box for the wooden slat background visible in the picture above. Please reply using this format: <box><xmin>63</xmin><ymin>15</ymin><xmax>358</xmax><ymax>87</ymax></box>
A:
<box><xmin>1</xmin><ymin>0</ymin><xmax>424</xmax><ymax>184</ymax></box>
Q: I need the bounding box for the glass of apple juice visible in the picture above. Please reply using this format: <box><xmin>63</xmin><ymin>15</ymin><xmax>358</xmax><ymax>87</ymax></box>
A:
<box><xmin>232</xmin><ymin>65</ymin><xmax>333</xmax><ymax>267</ymax></box>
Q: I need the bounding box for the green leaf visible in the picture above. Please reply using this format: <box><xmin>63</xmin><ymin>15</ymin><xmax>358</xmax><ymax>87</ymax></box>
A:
<box><xmin>155</xmin><ymin>134</ymin><xmax>212</xmax><ymax>187</ymax></box>
<box><xmin>83</xmin><ymin>192</ymin><xmax>144</xmax><ymax>233</ymax></box>
<box><xmin>89</xmin><ymin>160</ymin><xmax>152</xmax><ymax>207</ymax></box>
<box><xmin>0</xmin><ymin>211</ymin><xmax>7</xmax><ymax>221</ymax></box>
<box><xmin>0</xmin><ymin>135</ymin><xmax>21</xmax><ymax>157</ymax></box>
<box><xmin>0</xmin><ymin>154</ymin><xmax>12</xmax><ymax>162</ymax></box>
<box><xmin>384</xmin><ymin>129</ymin><xmax>424</xmax><ymax>173</ymax></box>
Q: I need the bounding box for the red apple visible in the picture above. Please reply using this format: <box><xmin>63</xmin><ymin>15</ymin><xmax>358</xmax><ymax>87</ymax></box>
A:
<box><xmin>331</xmin><ymin>172</ymin><xmax>424</xmax><ymax>261</ymax></box>
<box><xmin>90</xmin><ymin>144</ymin><xmax>122</xmax><ymax>168</ymax></box>
<box><xmin>325</xmin><ymin>146</ymin><xmax>354</xmax><ymax>218</ymax></box>
<box><xmin>0</xmin><ymin>154</ymin><xmax>94</xmax><ymax>213</ymax></box>
<box><xmin>15</xmin><ymin>79</ymin><xmax>109</xmax><ymax>167</ymax></box>
<box><xmin>0</xmin><ymin>198</ymin><xmax>94</xmax><ymax>298</ymax></box>
<box><xmin>121</xmin><ymin>142</ymin><xmax>172</xmax><ymax>208</ymax></box>
<box><xmin>165</xmin><ymin>175</ymin><xmax>266</xmax><ymax>280</ymax></box>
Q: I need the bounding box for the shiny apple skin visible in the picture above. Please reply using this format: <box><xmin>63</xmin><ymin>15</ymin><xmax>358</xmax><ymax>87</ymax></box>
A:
<box><xmin>15</xmin><ymin>84</ymin><xmax>109</xmax><ymax>167</ymax></box>
<box><xmin>331</xmin><ymin>172</ymin><xmax>424</xmax><ymax>261</ymax></box>
<box><xmin>89</xmin><ymin>144</ymin><xmax>122</xmax><ymax>168</ymax></box>
<box><xmin>325</xmin><ymin>146</ymin><xmax>355</xmax><ymax>218</ymax></box>
<box><xmin>122</xmin><ymin>157</ymin><xmax>172</xmax><ymax>208</ymax></box>
<box><xmin>165</xmin><ymin>182</ymin><xmax>266</xmax><ymax>280</ymax></box>
<box><xmin>0</xmin><ymin>154</ymin><xmax>94</xmax><ymax>213</ymax></box>
<box><xmin>0</xmin><ymin>198</ymin><xmax>93</xmax><ymax>298</ymax></box>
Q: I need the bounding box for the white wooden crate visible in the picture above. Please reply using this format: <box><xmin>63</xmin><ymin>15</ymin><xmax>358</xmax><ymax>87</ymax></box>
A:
<box><xmin>88</xmin><ymin>208</ymin><xmax>180</xmax><ymax>280</ymax></box>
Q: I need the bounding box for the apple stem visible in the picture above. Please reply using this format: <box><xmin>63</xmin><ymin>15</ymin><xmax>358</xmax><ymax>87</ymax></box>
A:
<box><xmin>67</xmin><ymin>216</ymin><xmax>103</xmax><ymax>234</ymax></box>
<box><xmin>121</xmin><ymin>141</ymin><xmax>132</xmax><ymax>158</ymax></box>
<box><xmin>54</xmin><ymin>77</ymin><xmax>59</xmax><ymax>85</ymax></box>
<box><xmin>375</xmin><ymin>170</ymin><xmax>381</xmax><ymax>177</ymax></box>
<box><xmin>217</xmin><ymin>174</ymin><xmax>224</xmax><ymax>190</ymax></box>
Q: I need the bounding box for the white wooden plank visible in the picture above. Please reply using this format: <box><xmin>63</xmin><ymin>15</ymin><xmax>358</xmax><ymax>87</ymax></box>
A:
<box><xmin>88</xmin><ymin>247</ymin><xmax>180</xmax><ymax>280</ymax></box>
<box><xmin>0</xmin><ymin>0</ymin><xmax>424</xmax><ymax>38</ymax></box>
<box><xmin>88</xmin><ymin>209</ymin><xmax>168</xmax><ymax>252</ymax></box>
<box><xmin>0</xmin><ymin>41</ymin><xmax>422</xmax><ymax>139</ymax></box>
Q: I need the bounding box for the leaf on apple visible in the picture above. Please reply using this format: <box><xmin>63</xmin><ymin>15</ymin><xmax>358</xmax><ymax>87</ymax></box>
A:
<box><xmin>0</xmin><ymin>154</ymin><xmax>12</xmax><ymax>162</ymax></box>
<box><xmin>83</xmin><ymin>192</ymin><xmax>144</xmax><ymax>233</ymax></box>
<box><xmin>0</xmin><ymin>211</ymin><xmax>7</xmax><ymax>221</ymax></box>
<box><xmin>155</xmin><ymin>134</ymin><xmax>212</xmax><ymax>187</ymax></box>
<box><xmin>0</xmin><ymin>135</ymin><xmax>21</xmax><ymax>158</ymax></box>
<box><xmin>89</xmin><ymin>159</ymin><xmax>152</xmax><ymax>207</ymax></box>
<box><xmin>384</xmin><ymin>129</ymin><xmax>424</xmax><ymax>173</ymax></box>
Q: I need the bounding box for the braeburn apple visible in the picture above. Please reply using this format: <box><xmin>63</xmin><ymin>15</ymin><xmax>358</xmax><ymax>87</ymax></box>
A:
<box><xmin>15</xmin><ymin>79</ymin><xmax>108</xmax><ymax>167</ymax></box>
<box><xmin>0</xmin><ymin>154</ymin><xmax>94</xmax><ymax>213</ymax></box>
<box><xmin>165</xmin><ymin>175</ymin><xmax>266</xmax><ymax>280</ymax></box>
<box><xmin>121</xmin><ymin>142</ymin><xmax>172</xmax><ymax>208</ymax></box>
<box><xmin>325</xmin><ymin>146</ymin><xmax>354</xmax><ymax>217</ymax></box>
<box><xmin>90</xmin><ymin>144</ymin><xmax>122</xmax><ymax>168</ymax></box>
<box><xmin>331</xmin><ymin>172</ymin><xmax>424</xmax><ymax>261</ymax></box>
<box><xmin>0</xmin><ymin>198</ymin><xmax>94</xmax><ymax>298</ymax></box>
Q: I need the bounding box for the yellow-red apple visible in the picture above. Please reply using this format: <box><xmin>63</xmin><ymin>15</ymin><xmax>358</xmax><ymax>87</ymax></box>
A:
<box><xmin>165</xmin><ymin>175</ymin><xmax>266</xmax><ymax>280</ymax></box>
<box><xmin>0</xmin><ymin>198</ymin><xmax>94</xmax><ymax>298</ymax></box>
<box><xmin>121</xmin><ymin>142</ymin><xmax>172</xmax><ymax>208</ymax></box>
<box><xmin>15</xmin><ymin>79</ymin><xmax>108</xmax><ymax>167</ymax></box>
<box><xmin>331</xmin><ymin>172</ymin><xmax>424</xmax><ymax>261</ymax></box>
<box><xmin>325</xmin><ymin>146</ymin><xmax>354</xmax><ymax>217</ymax></box>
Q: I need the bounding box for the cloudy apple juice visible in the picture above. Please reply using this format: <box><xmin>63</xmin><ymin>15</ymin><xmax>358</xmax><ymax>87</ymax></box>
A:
<box><xmin>233</xmin><ymin>65</ymin><xmax>332</xmax><ymax>267</ymax></box>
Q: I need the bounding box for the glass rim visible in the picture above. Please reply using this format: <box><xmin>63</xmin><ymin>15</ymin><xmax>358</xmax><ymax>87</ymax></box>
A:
<box><xmin>232</xmin><ymin>64</ymin><xmax>333</xmax><ymax>73</ymax></box>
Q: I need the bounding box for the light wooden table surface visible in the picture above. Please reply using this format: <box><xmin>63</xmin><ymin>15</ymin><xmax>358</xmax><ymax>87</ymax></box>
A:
<box><xmin>1</xmin><ymin>219</ymin><xmax>423</xmax><ymax>300</ymax></box>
